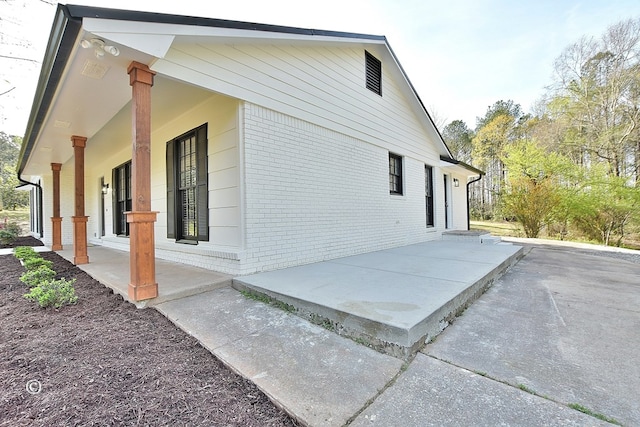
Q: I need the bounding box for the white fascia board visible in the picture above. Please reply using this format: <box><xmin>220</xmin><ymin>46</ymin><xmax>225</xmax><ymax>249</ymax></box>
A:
<box><xmin>83</xmin><ymin>18</ymin><xmax>383</xmax><ymax>57</ymax></box>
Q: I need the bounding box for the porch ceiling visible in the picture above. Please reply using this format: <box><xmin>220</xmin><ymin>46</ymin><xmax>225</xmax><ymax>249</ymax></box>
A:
<box><xmin>21</xmin><ymin>29</ymin><xmax>214</xmax><ymax>178</ymax></box>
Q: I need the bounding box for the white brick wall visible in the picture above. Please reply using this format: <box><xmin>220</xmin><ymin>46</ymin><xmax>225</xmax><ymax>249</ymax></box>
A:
<box><xmin>240</xmin><ymin>103</ymin><xmax>442</xmax><ymax>273</ymax></box>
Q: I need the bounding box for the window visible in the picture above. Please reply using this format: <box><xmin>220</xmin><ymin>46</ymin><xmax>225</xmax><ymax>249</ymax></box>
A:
<box><xmin>365</xmin><ymin>50</ymin><xmax>382</xmax><ymax>95</ymax></box>
<box><xmin>112</xmin><ymin>161</ymin><xmax>131</xmax><ymax>236</ymax></box>
<box><xmin>166</xmin><ymin>124</ymin><xmax>208</xmax><ymax>242</ymax></box>
<box><xmin>389</xmin><ymin>153</ymin><xmax>403</xmax><ymax>195</ymax></box>
<box><xmin>425</xmin><ymin>165</ymin><xmax>434</xmax><ymax>227</ymax></box>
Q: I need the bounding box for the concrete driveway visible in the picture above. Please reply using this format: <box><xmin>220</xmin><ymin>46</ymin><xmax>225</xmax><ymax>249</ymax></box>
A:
<box><xmin>356</xmin><ymin>241</ymin><xmax>640</xmax><ymax>426</ymax></box>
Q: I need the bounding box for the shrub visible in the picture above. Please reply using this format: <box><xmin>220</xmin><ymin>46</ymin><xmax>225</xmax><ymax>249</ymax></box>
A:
<box><xmin>0</xmin><ymin>229</ymin><xmax>16</xmax><ymax>245</ymax></box>
<box><xmin>20</xmin><ymin>265</ymin><xmax>57</xmax><ymax>287</ymax></box>
<box><xmin>24</xmin><ymin>278</ymin><xmax>78</xmax><ymax>308</ymax></box>
<box><xmin>14</xmin><ymin>246</ymin><xmax>37</xmax><ymax>261</ymax></box>
<box><xmin>23</xmin><ymin>257</ymin><xmax>53</xmax><ymax>271</ymax></box>
<box><xmin>4</xmin><ymin>221</ymin><xmax>21</xmax><ymax>236</ymax></box>
<box><xmin>0</xmin><ymin>221</ymin><xmax>22</xmax><ymax>244</ymax></box>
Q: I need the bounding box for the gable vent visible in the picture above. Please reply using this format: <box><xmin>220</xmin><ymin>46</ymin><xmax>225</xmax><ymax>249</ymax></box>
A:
<box><xmin>365</xmin><ymin>51</ymin><xmax>382</xmax><ymax>96</ymax></box>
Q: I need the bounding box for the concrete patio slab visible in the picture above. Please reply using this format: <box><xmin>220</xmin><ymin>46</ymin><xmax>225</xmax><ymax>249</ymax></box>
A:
<box><xmin>350</xmin><ymin>353</ymin><xmax>608</xmax><ymax>427</ymax></box>
<box><xmin>57</xmin><ymin>246</ymin><xmax>232</xmax><ymax>306</ymax></box>
<box><xmin>233</xmin><ymin>240</ymin><xmax>523</xmax><ymax>357</ymax></box>
<box><xmin>155</xmin><ymin>287</ymin><xmax>404</xmax><ymax>427</ymax></box>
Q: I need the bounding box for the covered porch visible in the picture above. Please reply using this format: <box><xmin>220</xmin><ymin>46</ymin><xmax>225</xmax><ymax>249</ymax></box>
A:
<box><xmin>19</xmin><ymin>5</ymin><xmax>234</xmax><ymax>303</ymax></box>
<box><xmin>57</xmin><ymin>245</ymin><xmax>232</xmax><ymax>307</ymax></box>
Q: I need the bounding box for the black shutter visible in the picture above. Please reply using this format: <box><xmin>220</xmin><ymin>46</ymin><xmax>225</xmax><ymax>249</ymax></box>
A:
<box><xmin>111</xmin><ymin>168</ymin><xmax>118</xmax><ymax>235</ymax></box>
<box><xmin>196</xmin><ymin>124</ymin><xmax>209</xmax><ymax>241</ymax></box>
<box><xmin>166</xmin><ymin>140</ymin><xmax>176</xmax><ymax>239</ymax></box>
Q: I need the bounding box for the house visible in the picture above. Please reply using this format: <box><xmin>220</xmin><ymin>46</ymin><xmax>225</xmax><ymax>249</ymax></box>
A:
<box><xmin>18</xmin><ymin>4</ymin><xmax>482</xmax><ymax>302</ymax></box>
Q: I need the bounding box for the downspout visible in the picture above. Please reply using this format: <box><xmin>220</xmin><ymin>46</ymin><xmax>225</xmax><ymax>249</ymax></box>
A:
<box><xmin>466</xmin><ymin>175</ymin><xmax>482</xmax><ymax>231</ymax></box>
<box><xmin>17</xmin><ymin>176</ymin><xmax>44</xmax><ymax>238</ymax></box>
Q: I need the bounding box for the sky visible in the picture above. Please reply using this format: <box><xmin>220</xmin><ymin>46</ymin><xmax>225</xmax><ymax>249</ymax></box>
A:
<box><xmin>1</xmin><ymin>0</ymin><xmax>640</xmax><ymax>137</ymax></box>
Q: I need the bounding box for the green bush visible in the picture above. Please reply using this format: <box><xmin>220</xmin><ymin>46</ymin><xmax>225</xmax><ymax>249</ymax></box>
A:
<box><xmin>0</xmin><ymin>221</ymin><xmax>21</xmax><ymax>244</ymax></box>
<box><xmin>0</xmin><ymin>229</ymin><xmax>16</xmax><ymax>244</ymax></box>
<box><xmin>14</xmin><ymin>246</ymin><xmax>37</xmax><ymax>261</ymax></box>
<box><xmin>24</xmin><ymin>278</ymin><xmax>78</xmax><ymax>308</ymax></box>
<box><xmin>20</xmin><ymin>265</ymin><xmax>57</xmax><ymax>287</ymax></box>
<box><xmin>5</xmin><ymin>221</ymin><xmax>21</xmax><ymax>236</ymax></box>
<box><xmin>23</xmin><ymin>257</ymin><xmax>53</xmax><ymax>271</ymax></box>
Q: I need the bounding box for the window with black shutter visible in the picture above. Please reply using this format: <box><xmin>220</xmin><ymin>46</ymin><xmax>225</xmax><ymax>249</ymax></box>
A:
<box><xmin>166</xmin><ymin>124</ymin><xmax>209</xmax><ymax>243</ymax></box>
<box><xmin>389</xmin><ymin>153</ymin><xmax>403</xmax><ymax>195</ymax></box>
<box><xmin>365</xmin><ymin>50</ymin><xmax>382</xmax><ymax>95</ymax></box>
<box><xmin>425</xmin><ymin>165</ymin><xmax>434</xmax><ymax>227</ymax></box>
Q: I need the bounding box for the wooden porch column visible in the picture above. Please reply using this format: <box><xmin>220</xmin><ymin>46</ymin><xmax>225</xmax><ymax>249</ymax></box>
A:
<box><xmin>50</xmin><ymin>163</ymin><xmax>63</xmax><ymax>251</ymax></box>
<box><xmin>126</xmin><ymin>61</ymin><xmax>158</xmax><ymax>301</ymax></box>
<box><xmin>71</xmin><ymin>135</ymin><xmax>89</xmax><ymax>264</ymax></box>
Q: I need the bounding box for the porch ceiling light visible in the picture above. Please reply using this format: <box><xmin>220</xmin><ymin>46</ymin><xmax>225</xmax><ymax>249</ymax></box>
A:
<box><xmin>80</xmin><ymin>38</ymin><xmax>120</xmax><ymax>59</ymax></box>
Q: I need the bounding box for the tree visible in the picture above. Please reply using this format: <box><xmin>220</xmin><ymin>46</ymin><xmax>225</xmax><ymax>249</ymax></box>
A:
<box><xmin>442</xmin><ymin>120</ymin><xmax>473</xmax><ymax>163</ymax></box>
<box><xmin>550</xmin><ymin>18</ymin><xmax>640</xmax><ymax>182</ymax></box>
<box><xmin>471</xmin><ymin>100</ymin><xmax>528</xmax><ymax>219</ymax></box>
<box><xmin>570</xmin><ymin>168</ymin><xmax>640</xmax><ymax>246</ymax></box>
<box><xmin>0</xmin><ymin>132</ymin><xmax>29</xmax><ymax>210</ymax></box>
<box><xmin>500</xmin><ymin>140</ymin><xmax>574</xmax><ymax>238</ymax></box>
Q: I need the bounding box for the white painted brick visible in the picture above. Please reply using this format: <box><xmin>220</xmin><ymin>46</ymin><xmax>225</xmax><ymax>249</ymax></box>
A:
<box><xmin>239</xmin><ymin>103</ymin><xmax>444</xmax><ymax>273</ymax></box>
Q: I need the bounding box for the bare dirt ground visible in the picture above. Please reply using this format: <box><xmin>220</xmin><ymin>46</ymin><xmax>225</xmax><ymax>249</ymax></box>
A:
<box><xmin>0</xmin><ymin>237</ymin><xmax>297</xmax><ymax>426</ymax></box>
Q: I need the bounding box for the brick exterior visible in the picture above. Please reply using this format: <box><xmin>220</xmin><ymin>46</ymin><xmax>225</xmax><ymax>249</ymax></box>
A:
<box><xmin>240</xmin><ymin>103</ymin><xmax>440</xmax><ymax>273</ymax></box>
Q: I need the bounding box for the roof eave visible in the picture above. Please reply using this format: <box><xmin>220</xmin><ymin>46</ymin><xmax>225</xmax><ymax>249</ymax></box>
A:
<box><xmin>18</xmin><ymin>4</ymin><xmax>82</xmax><ymax>176</ymax></box>
<box><xmin>65</xmin><ymin>4</ymin><xmax>386</xmax><ymax>42</ymax></box>
<box><xmin>440</xmin><ymin>155</ymin><xmax>484</xmax><ymax>176</ymax></box>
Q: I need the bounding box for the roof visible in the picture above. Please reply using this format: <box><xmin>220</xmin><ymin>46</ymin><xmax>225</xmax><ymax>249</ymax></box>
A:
<box><xmin>19</xmin><ymin>4</ymin><xmax>478</xmax><ymax>177</ymax></box>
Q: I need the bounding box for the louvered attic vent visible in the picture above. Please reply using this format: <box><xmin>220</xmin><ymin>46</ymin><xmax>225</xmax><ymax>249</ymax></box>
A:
<box><xmin>365</xmin><ymin>51</ymin><xmax>382</xmax><ymax>95</ymax></box>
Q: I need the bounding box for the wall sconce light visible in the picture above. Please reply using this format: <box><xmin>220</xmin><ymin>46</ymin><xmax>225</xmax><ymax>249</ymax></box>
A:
<box><xmin>453</xmin><ymin>178</ymin><xmax>459</xmax><ymax>187</ymax></box>
<box><xmin>101</xmin><ymin>183</ymin><xmax>109</xmax><ymax>195</ymax></box>
<box><xmin>80</xmin><ymin>38</ymin><xmax>120</xmax><ymax>59</ymax></box>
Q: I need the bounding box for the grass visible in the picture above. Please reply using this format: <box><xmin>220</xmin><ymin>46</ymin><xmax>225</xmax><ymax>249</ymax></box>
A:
<box><xmin>568</xmin><ymin>403</ymin><xmax>621</xmax><ymax>425</ymax></box>
<box><xmin>517</xmin><ymin>383</ymin><xmax>536</xmax><ymax>394</ymax></box>
<box><xmin>471</xmin><ymin>220</ymin><xmax>523</xmax><ymax>237</ymax></box>
<box><xmin>240</xmin><ymin>290</ymin><xmax>296</xmax><ymax>313</ymax></box>
<box><xmin>471</xmin><ymin>219</ymin><xmax>640</xmax><ymax>249</ymax></box>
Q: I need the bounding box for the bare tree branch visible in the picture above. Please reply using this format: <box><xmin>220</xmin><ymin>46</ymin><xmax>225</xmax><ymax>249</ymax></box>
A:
<box><xmin>0</xmin><ymin>53</ymin><xmax>38</xmax><ymax>63</ymax></box>
<box><xmin>0</xmin><ymin>86</ymin><xmax>15</xmax><ymax>96</ymax></box>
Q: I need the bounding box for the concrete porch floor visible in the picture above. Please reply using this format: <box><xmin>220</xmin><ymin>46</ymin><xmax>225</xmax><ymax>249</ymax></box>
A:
<box><xmin>57</xmin><ymin>246</ymin><xmax>232</xmax><ymax>307</ymax></box>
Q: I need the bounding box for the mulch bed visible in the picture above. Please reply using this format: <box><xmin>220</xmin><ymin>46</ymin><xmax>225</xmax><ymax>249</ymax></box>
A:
<box><xmin>0</xmin><ymin>236</ymin><xmax>44</xmax><ymax>249</ymax></box>
<box><xmin>0</xmin><ymin>244</ymin><xmax>297</xmax><ymax>426</ymax></box>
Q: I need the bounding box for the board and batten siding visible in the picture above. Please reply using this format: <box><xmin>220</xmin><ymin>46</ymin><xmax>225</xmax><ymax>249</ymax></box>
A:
<box><xmin>153</xmin><ymin>41</ymin><xmax>443</xmax><ymax>166</ymax></box>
